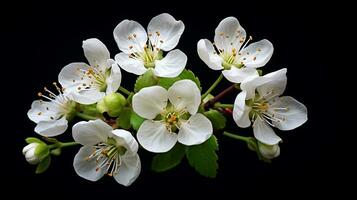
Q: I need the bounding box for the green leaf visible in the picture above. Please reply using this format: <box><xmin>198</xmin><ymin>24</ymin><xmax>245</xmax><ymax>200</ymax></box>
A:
<box><xmin>134</xmin><ymin>70</ymin><xmax>157</xmax><ymax>93</ymax></box>
<box><xmin>130</xmin><ymin>111</ymin><xmax>145</xmax><ymax>131</ymax></box>
<box><xmin>186</xmin><ymin>135</ymin><xmax>218</xmax><ymax>178</ymax></box>
<box><xmin>25</xmin><ymin>137</ymin><xmax>45</xmax><ymax>145</ymax></box>
<box><xmin>35</xmin><ymin>156</ymin><xmax>51</xmax><ymax>174</ymax></box>
<box><xmin>157</xmin><ymin>69</ymin><xmax>201</xmax><ymax>90</ymax></box>
<box><xmin>116</xmin><ymin>107</ymin><xmax>132</xmax><ymax>129</ymax></box>
<box><xmin>151</xmin><ymin>143</ymin><xmax>186</xmax><ymax>172</ymax></box>
<box><xmin>204</xmin><ymin>109</ymin><xmax>226</xmax><ymax>130</ymax></box>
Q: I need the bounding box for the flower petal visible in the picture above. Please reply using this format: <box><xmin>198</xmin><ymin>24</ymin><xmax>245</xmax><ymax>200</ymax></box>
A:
<box><xmin>153</xmin><ymin>49</ymin><xmax>187</xmax><ymax>78</ymax></box>
<box><xmin>111</xmin><ymin>129</ymin><xmax>139</xmax><ymax>155</ymax></box>
<box><xmin>28</xmin><ymin>100</ymin><xmax>60</xmax><ymax>123</ymax></box>
<box><xmin>137</xmin><ymin>120</ymin><xmax>177</xmax><ymax>153</ymax></box>
<box><xmin>34</xmin><ymin>116</ymin><xmax>68</xmax><ymax>137</ymax></box>
<box><xmin>105</xmin><ymin>63</ymin><xmax>122</xmax><ymax>94</ymax></box>
<box><xmin>233</xmin><ymin>91</ymin><xmax>252</xmax><ymax>128</ymax></box>
<box><xmin>72</xmin><ymin>120</ymin><xmax>112</xmax><ymax>145</ymax></box>
<box><xmin>147</xmin><ymin>13</ymin><xmax>184</xmax><ymax>51</ymax></box>
<box><xmin>222</xmin><ymin>67</ymin><xmax>258</xmax><ymax>83</ymax></box>
<box><xmin>113</xmin><ymin>19</ymin><xmax>147</xmax><ymax>54</ymax></box>
<box><xmin>253</xmin><ymin>117</ymin><xmax>281</xmax><ymax>145</ymax></box>
<box><xmin>197</xmin><ymin>39</ymin><xmax>223</xmax><ymax>70</ymax></box>
<box><xmin>269</xmin><ymin>96</ymin><xmax>308</xmax><ymax>130</ymax></box>
<box><xmin>73</xmin><ymin>146</ymin><xmax>106</xmax><ymax>182</ymax></box>
<box><xmin>239</xmin><ymin>39</ymin><xmax>274</xmax><ymax>68</ymax></box>
<box><xmin>178</xmin><ymin>113</ymin><xmax>213</xmax><ymax>146</ymax></box>
<box><xmin>70</xmin><ymin>89</ymin><xmax>105</xmax><ymax>105</ymax></box>
<box><xmin>256</xmin><ymin>68</ymin><xmax>287</xmax><ymax>98</ymax></box>
<box><xmin>114</xmin><ymin>52</ymin><xmax>147</xmax><ymax>75</ymax></box>
<box><xmin>82</xmin><ymin>38</ymin><xmax>110</xmax><ymax>70</ymax></box>
<box><xmin>132</xmin><ymin>86</ymin><xmax>168</xmax><ymax>119</ymax></box>
<box><xmin>114</xmin><ymin>154</ymin><xmax>141</xmax><ymax>186</ymax></box>
<box><xmin>168</xmin><ymin>80</ymin><xmax>201</xmax><ymax>115</ymax></box>
<box><xmin>58</xmin><ymin>62</ymin><xmax>90</xmax><ymax>90</ymax></box>
<box><xmin>214</xmin><ymin>17</ymin><xmax>246</xmax><ymax>53</ymax></box>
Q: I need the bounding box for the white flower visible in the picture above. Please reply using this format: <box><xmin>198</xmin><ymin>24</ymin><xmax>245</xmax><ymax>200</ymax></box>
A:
<box><xmin>257</xmin><ymin>142</ymin><xmax>280</xmax><ymax>160</ymax></box>
<box><xmin>59</xmin><ymin>38</ymin><xmax>122</xmax><ymax>105</ymax></box>
<box><xmin>22</xmin><ymin>143</ymin><xmax>41</xmax><ymax>165</ymax></box>
<box><xmin>233</xmin><ymin>68</ymin><xmax>307</xmax><ymax>145</ymax></box>
<box><xmin>72</xmin><ymin>119</ymin><xmax>141</xmax><ymax>186</ymax></box>
<box><xmin>197</xmin><ymin>17</ymin><xmax>274</xmax><ymax>83</ymax></box>
<box><xmin>132</xmin><ymin>80</ymin><xmax>213</xmax><ymax>153</ymax></box>
<box><xmin>27</xmin><ymin>83</ymin><xmax>76</xmax><ymax>137</ymax></box>
<box><xmin>113</xmin><ymin>13</ymin><xmax>187</xmax><ymax>78</ymax></box>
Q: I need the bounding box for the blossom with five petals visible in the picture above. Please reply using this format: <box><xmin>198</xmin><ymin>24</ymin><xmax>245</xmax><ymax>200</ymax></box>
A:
<box><xmin>197</xmin><ymin>17</ymin><xmax>273</xmax><ymax>83</ymax></box>
<box><xmin>132</xmin><ymin>80</ymin><xmax>213</xmax><ymax>153</ymax></box>
<box><xmin>113</xmin><ymin>13</ymin><xmax>187</xmax><ymax>78</ymax></box>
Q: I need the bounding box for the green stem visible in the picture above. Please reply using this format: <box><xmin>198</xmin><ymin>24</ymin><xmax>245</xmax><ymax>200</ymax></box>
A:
<box><xmin>202</xmin><ymin>74</ymin><xmax>223</xmax><ymax>100</ymax></box>
<box><xmin>60</xmin><ymin>142</ymin><xmax>78</xmax><ymax>148</ymax></box>
<box><xmin>223</xmin><ymin>131</ymin><xmax>250</xmax><ymax>142</ymax></box>
<box><xmin>76</xmin><ymin>112</ymin><xmax>97</xmax><ymax>120</ymax></box>
<box><xmin>214</xmin><ymin>103</ymin><xmax>234</xmax><ymax>109</ymax></box>
<box><xmin>119</xmin><ymin>86</ymin><xmax>132</xmax><ymax>96</ymax></box>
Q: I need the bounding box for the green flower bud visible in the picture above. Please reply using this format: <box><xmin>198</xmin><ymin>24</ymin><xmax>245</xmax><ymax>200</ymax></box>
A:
<box><xmin>97</xmin><ymin>93</ymin><xmax>126</xmax><ymax>117</ymax></box>
<box><xmin>257</xmin><ymin>142</ymin><xmax>280</xmax><ymax>160</ymax></box>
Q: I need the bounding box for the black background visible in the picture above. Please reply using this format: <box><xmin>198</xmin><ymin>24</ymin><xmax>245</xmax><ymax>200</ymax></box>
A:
<box><xmin>1</xmin><ymin>1</ymin><xmax>348</xmax><ymax>198</ymax></box>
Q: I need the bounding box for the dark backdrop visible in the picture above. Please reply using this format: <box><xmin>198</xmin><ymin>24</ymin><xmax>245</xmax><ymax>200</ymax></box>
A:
<box><xmin>1</xmin><ymin>1</ymin><xmax>346</xmax><ymax>198</ymax></box>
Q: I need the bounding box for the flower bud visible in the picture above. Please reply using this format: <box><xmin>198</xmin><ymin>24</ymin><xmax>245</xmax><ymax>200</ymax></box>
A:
<box><xmin>22</xmin><ymin>143</ymin><xmax>49</xmax><ymax>165</ymax></box>
<box><xmin>257</xmin><ymin>142</ymin><xmax>280</xmax><ymax>160</ymax></box>
<box><xmin>97</xmin><ymin>93</ymin><xmax>126</xmax><ymax>117</ymax></box>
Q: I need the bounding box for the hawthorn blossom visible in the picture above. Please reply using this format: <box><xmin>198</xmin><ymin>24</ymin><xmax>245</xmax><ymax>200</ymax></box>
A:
<box><xmin>73</xmin><ymin>119</ymin><xmax>141</xmax><ymax>186</ymax></box>
<box><xmin>197</xmin><ymin>17</ymin><xmax>273</xmax><ymax>83</ymax></box>
<box><xmin>233</xmin><ymin>68</ymin><xmax>307</xmax><ymax>145</ymax></box>
<box><xmin>132</xmin><ymin>80</ymin><xmax>213</xmax><ymax>153</ymax></box>
<box><xmin>113</xmin><ymin>13</ymin><xmax>187</xmax><ymax>78</ymax></box>
<box><xmin>59</xmin><ymin>38</ymin><xmax>121</xmax><ymax>105</ymax></box>
<box><xmin>27</xmin><ymin>83</ymin><xmax>76</xmax><ymax>137</ymax></box>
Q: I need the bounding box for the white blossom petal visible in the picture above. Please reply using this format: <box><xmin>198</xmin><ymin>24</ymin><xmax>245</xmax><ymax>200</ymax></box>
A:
<box><xmin>147</xmin><ymin>13</ymin><xmax>184</xmax><ymax>51</ymax></box>
<box><xmin>168</xmin><ymin>80</ymin><xmax>201</xmax><ymax>115</ymax></box>
<box><xmin>58</xmin><ymin>62</ymin><xmax>90</xmax><ymax>90</ymax></box>
<box><xmin>105</xmin><ymin>63</ymin><xmax>122</xmax><ymax>94</ymax></box>
<box><xmin>114</xmin><ymin>154</ymin><xmax>141</xmax><ymax>186</ymax></box>
<box><xmin>233</xmin><ymin>91</ymin><xmax>252</xmax><ymax>128</ymax></box>
<box><xmin>70</xmin><ymin>89</ymin><xmax>105</xmax><ymax>105</ymax></box>
<box><xmin>269</xmin><ymin>96</ymin><xmax>307</xmax><ymax>130</ymax></box>
<box><xmin>72</xmin><ymin>120</ymin><xmax>112</xmax><ymax>146</ymax></box>
<box><xmin>34</xmin><ymin>116</ymin><xmax>68</xmax><ymax>137</ymax></box>
<box><xmin>82</xmin><ymin>38</ymin><xmax>110</xmax><ymax>70</ymax></box>
<box><xmin>28</xmin><ymin>100</ymin><xmax>60</xmax><ymax>123</ymax></box>
<box><xmin>214</xmin><ymin>17</ymin><xmax>246</xmax><ymax>53</ymax></box>
<box><xmin>178</xmin><ymin>113</ymin><xmax>213</xmax><ymax>146</ymax></box>
<box><xmin>137</xmin><ymin>120</ymin><xmax>177</xmax><ymax>153</ymax></box>
<box><xmin>240</xmin><ymin>75</ymin><xmax>272</xmax><ymax>100</ymax></box>
<box><xmin>73</xmin><ymin>146</ymin><xmax>106</xmax><ymax>182</ymax></box>
<box><xmin>253</xmin><ymin>117</ymin><xmax>281</xmax><ymax>145</ymax></box>
<box><xmin>132</xmin><ymin>86</ymin><xmax>168</xmax><ymax>119</ymax></box>
<box><xmin>114</xmin><ymin>52</ymin><xmax>147</xmax><ymax>75</ymax></box>
<box><xmin>111</xmin><ymin>129</ymin><xmax>138</xmax><ymax>155</ymax></box>
<box><xmin>239</xmin><ymin>39</ymin><xmax>273</xmax><ymax>68</ymax></box>
<box><xmin>153</xmin><ymin>49</ymin><xmax>186</xmax><ymax>78</ymax></box>
<box><xmin>256</xmin><ymin>68</ymin><xmax>287</xmax><ymax>98</ymax></box>
<box><xmin>222</xmin><ymin>67</ymin><xmax>258</xmax><ymax>83</ymax></box>
<box><xmin>113</xmin><ymin>20</ymin><xmax>147</xmax><ymax>54</ymax></box>
<box><xmin>197</xmin><ymin>39</ymin><xmax>223</xmax><ymax>70</ymax></box>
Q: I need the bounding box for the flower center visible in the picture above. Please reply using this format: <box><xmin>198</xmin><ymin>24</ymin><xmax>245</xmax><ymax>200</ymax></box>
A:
<box><xmin>37</xmin><ymin>82</ymin><xmax>76</xmax><ymax>120</ymax></box>
<box><xmin>127</xmin><ymin>32</ymin><xmax>164</xmax><ymax>68</ymax></box>
<box><xmin>87</xmin><ymin>137</ymin><xmax>126</xmax><ymax>177</ymax></box>
<box><xmin>75</xmin><ymin>66</ymin><xmax>108</xmax><ymax>92</ymax></box>
<box><xmin>249</xmin><ymin>90</ymin><xmax>287</xmax><ymax>126</ymax></box>
<box><xmin>158</xmin><ymin>105</ymin><xmax>189</xmax><ymax>133</ymax></box>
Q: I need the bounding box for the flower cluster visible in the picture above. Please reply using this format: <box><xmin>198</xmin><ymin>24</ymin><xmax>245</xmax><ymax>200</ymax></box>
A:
<box><xmin>22</xmin><ymin>13</ymin><xmax>307</xmax><ymax>186</ymax></box>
